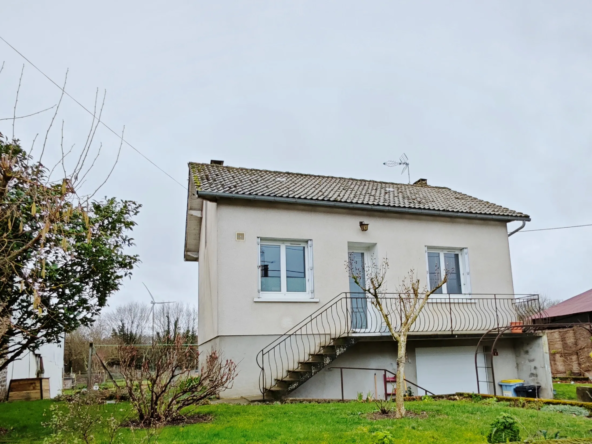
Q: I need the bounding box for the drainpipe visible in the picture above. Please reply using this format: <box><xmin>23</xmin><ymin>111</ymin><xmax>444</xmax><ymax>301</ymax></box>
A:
<box><xmin>508</xmin><ymin>221</ymin><xmax>526</xmax><ymax>237</ymax></box>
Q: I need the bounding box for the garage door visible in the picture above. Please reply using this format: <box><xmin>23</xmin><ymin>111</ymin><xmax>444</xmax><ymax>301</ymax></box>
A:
<box><xmin>415</xmin><ymin>346</ymin><xmax>480</xmax><ymax>395</ymax></box>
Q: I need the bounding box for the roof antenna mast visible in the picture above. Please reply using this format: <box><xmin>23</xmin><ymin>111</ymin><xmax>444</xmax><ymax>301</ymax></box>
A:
<box><xmin>383</xmin><ymin>154</ymin><xmax>410</xmax><ymax>184</ymax></box>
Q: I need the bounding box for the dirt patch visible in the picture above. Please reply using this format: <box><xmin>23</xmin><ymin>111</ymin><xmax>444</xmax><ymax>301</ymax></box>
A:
<box><xmin>367</xmin><ymin>410</ymin><xmax>428</xmax><ymax>420</ymax></box>
<box><xmin>123</xmin><ymin>414</ymin><xmax>213</xmax><ymax>428</ymax></box>
<box><xmin>0</xmin><ymin>427</ymin><xmax>8</xmax><ymax>436</ymax></box>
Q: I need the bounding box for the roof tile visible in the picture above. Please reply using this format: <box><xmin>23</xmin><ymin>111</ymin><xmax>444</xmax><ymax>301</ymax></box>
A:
<box><xmin>189</xmin><ymin>163</ymin><xmax>529</xmax><ymax>219</ymax></box>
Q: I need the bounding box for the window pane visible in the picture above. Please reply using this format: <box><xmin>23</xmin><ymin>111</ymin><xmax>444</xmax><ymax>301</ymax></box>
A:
<box><xmin>260</xmin><ymin>245</ymin><xmax>281</xmax><ymax>292</ymax></box>
<box><xmin>286</xmin><ymin>245</ymin><xmax>306</xmax><ymax>292</ymax></box>
<box><xmin>427</xmin><ymin>252</ymin><xmax>443</xmax><ymax>294</ymax></box>
<box><xmin>444</xmin><ymin>253</ymin><xmax>462</xmax><ymax>294</ymax></box>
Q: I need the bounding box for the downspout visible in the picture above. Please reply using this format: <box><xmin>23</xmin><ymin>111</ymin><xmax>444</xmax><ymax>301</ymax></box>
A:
<box><xmin>508</xmin><ymin>221</ymin><xmax>526</xmax><ymax>237</ymax></box>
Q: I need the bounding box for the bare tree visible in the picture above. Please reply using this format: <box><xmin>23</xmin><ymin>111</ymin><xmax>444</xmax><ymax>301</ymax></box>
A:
<box><xmin>64</xmin><ymin>318</ymin><xmax>112</xmax><ymax>373</ymax></box>
<box><xmin>346</xmin><ymin>254</ymin><xmax>447</xmax><ymax>418</ymax></box>
<box><xmin>104</xmin><ymin>302</ymin><xmax>151</xmax><ymax>345</ymax></box>
<box><xmin>153</xmin><ymin>303</ymin><xmax>198</xmax><ymax>344</ymax></box>
<box><xmin>539</xmin><ymin>294</ymin><xmax>561</xmax><ymax>311</ymax></box>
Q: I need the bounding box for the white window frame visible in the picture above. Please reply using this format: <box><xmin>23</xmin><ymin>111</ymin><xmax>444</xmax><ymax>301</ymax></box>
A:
<box><xmin>425</xmin><ymin>247</ymin><xmax>471</xmax><ymax>297</ymax></box>
<box><xmin>256</xmin><ymin>238</ymin><xmax>316</xmax><ymax>302</ymax></box>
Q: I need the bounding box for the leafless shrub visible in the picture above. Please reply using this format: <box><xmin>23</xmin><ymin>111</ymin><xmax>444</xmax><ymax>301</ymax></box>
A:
<box><xmin>117</xmin><ymin>336</ymin><xmax>237</xmax><ymax>426</ymax></box>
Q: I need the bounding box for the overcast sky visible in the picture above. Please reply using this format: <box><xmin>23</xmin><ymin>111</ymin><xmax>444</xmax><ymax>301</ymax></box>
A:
<box><xmin>1</xmin><ymin>1</ymin><xmax>591</xmax><ymax>308</ymax></box>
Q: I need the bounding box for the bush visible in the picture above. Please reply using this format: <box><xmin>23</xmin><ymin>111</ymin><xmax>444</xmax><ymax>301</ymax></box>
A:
<box><xmin>118</xmin><ymin>336</ymin><xmax>237</xmax><ymax>426</ymax></box>
<box><xmin>487</xmin><ymin>413</ymin><xmax>521</xmax><ymax>443</ymax></box>
<box><xmin>540</xmin><ymin>404</ymin><xmax>590</xmax><ymax>417</ymax></box>
<box><xmin>470</xmin><ymin>393</ymin><xmax>483</xmax><ymax>402</ymax></box>
<box><xmin>372</xmin><ymin>430</ymin><xmax>396</xmax><ymax>444</ymax></box>
<box><xmin>43</xmin><ymin>393</ymin><xmax>120</xmax><ymax>444</ymax></box>
<box><xmin>375</xmin><ymin>399</ymin><xmax>394</xmax><ymax>414</ymax></box>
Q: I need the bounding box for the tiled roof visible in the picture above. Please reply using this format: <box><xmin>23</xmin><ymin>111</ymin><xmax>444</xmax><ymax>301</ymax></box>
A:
<box><xmin>189</xmin><ymin>163</ymin><xmax>530</xmax><ymax>220</ymax></box>
<box><xmin>535</xmin><ymin>289</ymin><xmax>592</xmax><ymax>319</ymax></box>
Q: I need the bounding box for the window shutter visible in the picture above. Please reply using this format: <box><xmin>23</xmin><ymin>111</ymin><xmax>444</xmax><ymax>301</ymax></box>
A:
<box><xmin>462</xmin><ymin>248</ymin><xmax>471</xmax><ymax>294</ymax></box>
<box><xmin>257</xmin><ymin>238</ymin><xmax>261</xmax><ymax>294</ymax></box>
<box><xmin>308</xmin><ymin>240</ymin><xmax>314</xmax><ymax>298</ymax></box>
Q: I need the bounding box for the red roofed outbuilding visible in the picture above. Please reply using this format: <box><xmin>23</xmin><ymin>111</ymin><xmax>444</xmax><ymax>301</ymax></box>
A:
<box><xmin>537</xmin><ymin>288</ymin><xmax>592</xmax><ymax>324</ymax></box>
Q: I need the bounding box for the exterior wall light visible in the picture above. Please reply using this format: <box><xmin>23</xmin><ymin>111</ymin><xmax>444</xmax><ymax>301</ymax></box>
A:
<box><xmin>359</xmin><ymin>221</ymin><xmax>369</xmax><ymax>232</ymax></box>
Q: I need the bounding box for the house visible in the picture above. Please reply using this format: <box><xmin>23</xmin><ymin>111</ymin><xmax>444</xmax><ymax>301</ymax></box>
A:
<box><xmin>2</xmin><ymin>340</ymin><xmax>64</xmax><ymax>399</ymax></box>
<box><xmin>534</xmin><ymin>289</ymin><xmax>592</xmax><ymax>378</ymax></box>
<box><xmin>184</xmin><ymin>161</ymin><xmax>553</xmax><ymax>399</ymax></box>
<box><xmin>536</xmin><ymin>288</ymin><xmax>592</xmax><ymax>325</ymax></box>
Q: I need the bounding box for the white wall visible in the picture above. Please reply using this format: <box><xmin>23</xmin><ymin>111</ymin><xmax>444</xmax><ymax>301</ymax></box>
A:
<box><xmin>197</xmin><ymin>200</ymin><xmax>219</xmax><ymax>344</ymax></box>
<box><xmin>514</xmin><ymin>335</ymin><xmax>554</xmax><ymax>399</ymax></box>
<box><xmin>6</xmin><ymin>339</ymin><xmax>64</xmax><ymax>398</ymax></box>
<box><xmin>211</xmin><ymin>199</ymin><xmax>515</xmax><ymax>337</ymax></box>
<box><xmin>194</xmin><ymin>199</ymin><xmax>522</xmax><ymax>398</ymax></box>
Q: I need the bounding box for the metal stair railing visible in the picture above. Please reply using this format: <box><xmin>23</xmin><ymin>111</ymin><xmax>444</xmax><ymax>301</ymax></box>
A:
<box><xmin>256</xmin><ymin>293</ymin><xmax>541</xmax><ymax>396</ymax></box>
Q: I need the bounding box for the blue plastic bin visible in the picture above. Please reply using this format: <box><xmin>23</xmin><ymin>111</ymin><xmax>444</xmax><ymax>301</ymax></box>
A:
<box><xmin>498</xmin><ymin>380</ymin><xmax>524</xmax><ymax>397</ymax></box>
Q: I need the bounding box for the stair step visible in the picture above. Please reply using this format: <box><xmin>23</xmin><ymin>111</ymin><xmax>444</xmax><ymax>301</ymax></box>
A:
<box><xmin>276</xmin><ymin>377</ymin><xmax>301</xmax><ymax>383</ymax></box>
<box><xmin>262</xmin><ymin>329</ymin><xmax>359</xmax><ymax>400</ymax></box>
<box><xmin>288</xmin><ymin>369</ymin><xmax>312</xmax><ymax>380</ymax></box>
<box><xmin>331</xmin><ymin>338</ymin><xmax>354</xmax><ymax>346</ymax></box>
<box><xmin>274</xmin><ymin>377</ymin><xmax>302</xmax><ymax>390</ymax></box>
<box><xmin>298</xmin><ymin>361</ymin><xmax>322</xmax><ymax>371</ymax></box>
<box><xmin>321</xmin><ymin>345</ymin><xmax>336</xmax><ymax>353</ymax></box>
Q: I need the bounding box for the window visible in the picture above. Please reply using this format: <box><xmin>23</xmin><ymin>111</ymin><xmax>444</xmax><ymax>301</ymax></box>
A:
<box><xmin>258</xmin><ymin>239</ymin><xmax>314</xmax><ymax>299</ymax></box>
<box><xmin>426</xmin><ymin>248</ymin><xmax>470</xmax><ymax>295</ymax></box>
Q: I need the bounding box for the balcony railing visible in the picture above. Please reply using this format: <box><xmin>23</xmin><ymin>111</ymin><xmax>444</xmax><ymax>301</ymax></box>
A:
<box><xmin>256</xmin><ymin>293</ymin><xmax>542</xmax><ymax>395</ymax></box>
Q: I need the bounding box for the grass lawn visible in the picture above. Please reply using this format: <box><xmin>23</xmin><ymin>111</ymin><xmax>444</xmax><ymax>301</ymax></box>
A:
<box><xmin>554</xmin><ymin>382</ymin><xmax>592</xmax><ymax>401</ymax></box>
<box><xmin>2</xmin><ymin>398</ymin><xmax>592</xmax><ymax>443</ymax></box>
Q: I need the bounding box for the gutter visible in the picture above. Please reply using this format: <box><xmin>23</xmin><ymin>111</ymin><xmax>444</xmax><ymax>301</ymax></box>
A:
<box><xmin>507</xmin><ymin>221</ymin><xmax>526</xmax><ymax>237</ymax></box>
<box><xmin>196</xmin><ymin>191</ymin><xmax>531</xmax><ymax>223</ymax></box>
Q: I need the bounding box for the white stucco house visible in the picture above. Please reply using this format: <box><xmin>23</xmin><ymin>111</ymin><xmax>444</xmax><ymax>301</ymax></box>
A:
<box><xmin>184</xmin><ymin>161</ymin><xmax>553</xmax><ymax>400</ymax></box>
<box><xmin>2</xmin><ymin>340</ymin><xmax>64</xmax><ymax>399</ymax></box>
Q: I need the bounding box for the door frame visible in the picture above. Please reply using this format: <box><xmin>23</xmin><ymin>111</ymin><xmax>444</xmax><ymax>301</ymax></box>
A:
<box><xmin>347</xmin><ymin>245</ymin><xmax>380</xmax><ymax>334</ymax></box>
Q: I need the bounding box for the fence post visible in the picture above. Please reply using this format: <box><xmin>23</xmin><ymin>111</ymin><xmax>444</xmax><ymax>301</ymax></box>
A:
<box><xmin>87</xmin><ymin>342</ymin><xmax>93</xmax><ymax>389</ymax></box>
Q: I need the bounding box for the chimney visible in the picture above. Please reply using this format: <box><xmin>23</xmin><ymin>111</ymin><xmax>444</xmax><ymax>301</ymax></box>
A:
<box><xmin>413</xmin><ymin>178</ymin><xmax>428</xmax><ymax>186</ymax></box>
<box><xmin>210</xmin><ymin>160</ymin><xmax>224</xmax><ymax>166</ymax></box>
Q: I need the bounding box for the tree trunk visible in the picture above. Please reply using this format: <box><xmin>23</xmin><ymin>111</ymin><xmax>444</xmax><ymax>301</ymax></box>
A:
<box><xmin>395</xmin><ymin>334</ymin><xmax>407</xmax><ymax>419</ymax></box>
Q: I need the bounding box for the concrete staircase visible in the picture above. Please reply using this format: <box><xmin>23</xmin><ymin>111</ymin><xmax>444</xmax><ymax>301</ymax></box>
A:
<box><xmin>264</xmin><ymin>337</ymin><xmax>357</xmax><ymax>400</ymax></box>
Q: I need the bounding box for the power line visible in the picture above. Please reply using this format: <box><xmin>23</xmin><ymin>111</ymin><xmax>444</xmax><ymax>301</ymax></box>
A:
<box><xmin>520</xmin><ymin>223</ymin><xmax>592</xmax><ymax>233</ymax></box>
<box><xmin>0</xmin><ymin>35</ymin><xmax>186</xmax><ymax>190</ymax></box>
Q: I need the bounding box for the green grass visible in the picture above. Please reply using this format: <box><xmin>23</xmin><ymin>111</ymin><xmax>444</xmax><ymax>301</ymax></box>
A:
<box><xmin>2</xmin><ymin>399</ymin><xmax>592</xmax><ymax>443</ymax></box>
<box><xmin>554</xmin><ymin>382</ymin><xmax>592</xmax><ymax>401</ymax></box>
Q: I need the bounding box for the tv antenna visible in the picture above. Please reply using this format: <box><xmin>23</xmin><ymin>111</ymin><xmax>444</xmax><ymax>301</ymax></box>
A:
<box><xmin>383</xmin><ymin>154</ymin><xmax>410</xmax><ymax>184</ymax></box>
<box><xmin>143</xmin><ymin>283</ymin><xmax>176</xmax><ymax>344</ymax></box>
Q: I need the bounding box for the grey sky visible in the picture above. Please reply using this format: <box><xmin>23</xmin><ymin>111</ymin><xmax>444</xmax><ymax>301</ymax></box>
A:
<box><xmin>1</xmin><ymin>1</ymin><xmax>591</xmax><ymax>308</ymax></box>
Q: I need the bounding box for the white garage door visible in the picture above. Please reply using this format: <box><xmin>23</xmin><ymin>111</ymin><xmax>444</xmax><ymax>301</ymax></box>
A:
<box><xmin>416</xmin><ymin>346</ymin><xmax>480</xmax><ymax>395</ymax></box>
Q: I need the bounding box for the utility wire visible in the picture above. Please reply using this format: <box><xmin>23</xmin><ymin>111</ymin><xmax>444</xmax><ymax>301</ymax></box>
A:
<box><xmin>0</xmin><ymin>35</ymin><xmax>186</xmax><ymax>190</ymax></box>
<box><xmin>520</xmin><ymin>223</ymin><xmax>592</xmax><ymax>233</ymax></box>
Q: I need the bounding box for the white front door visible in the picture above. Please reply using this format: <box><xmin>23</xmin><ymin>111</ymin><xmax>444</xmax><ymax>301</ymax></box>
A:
<box><xmin>415</xmin><ymin>346</ymin><xmax>480</xmax><ymax>395</ymax></box>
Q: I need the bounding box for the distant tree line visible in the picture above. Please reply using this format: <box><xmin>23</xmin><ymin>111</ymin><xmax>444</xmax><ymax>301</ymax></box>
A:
<box><xmin>64</xmin><ymin>301</ymin><xmax>198</xmax><ymax>373</ymax></box>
